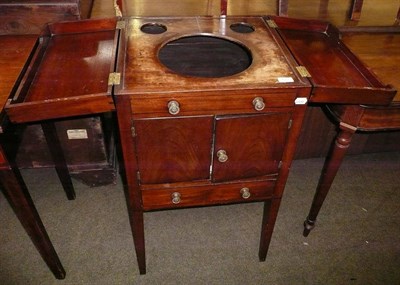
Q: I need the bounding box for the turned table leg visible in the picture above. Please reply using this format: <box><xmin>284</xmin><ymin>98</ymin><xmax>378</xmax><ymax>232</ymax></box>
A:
<box><xmin>41</xmin><ymin>122</ymin><xmax>75</xmax><ymax>200</ymax></box>
<box><xmin>0</xmin><ymin>147</ymin><xmax>65</xmax><ymax>279</ymax></box>
<box><xmin>303</xmin><ymin>123</ymin><xmax>356</xmax><ymax>237</ymax></box>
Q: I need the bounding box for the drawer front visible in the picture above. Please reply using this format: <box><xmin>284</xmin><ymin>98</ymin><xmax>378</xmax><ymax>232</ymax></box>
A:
<box><xmin>141</xmin><ymin>180</ymin><xmax>275</xmax><ymax>210</ymax></box>
<box><xmin>130</xmin><ymin>91</ymin><xmax>297</xmax><ymax>118</ymax></box>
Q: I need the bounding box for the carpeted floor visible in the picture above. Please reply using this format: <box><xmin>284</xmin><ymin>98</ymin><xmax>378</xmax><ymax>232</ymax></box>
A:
<box><xmin>1</xmin><ymin>152</ymin><xmax>399</xmax><ymax>285</ymax></box>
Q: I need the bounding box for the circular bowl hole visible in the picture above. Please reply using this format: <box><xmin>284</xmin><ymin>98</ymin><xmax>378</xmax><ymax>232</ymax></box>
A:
<box><xmin>158</xmin><ymin>35</ymin><xmax>252</xmax><ymax>78</ymax></box>
<box><xmin>140</xmin><ymin>23</ymin><xmax>167</xmax><ymax>34</ymax></box>
<box><xmin>230</xmin><ymin>22</ymin><xmax>255</xmax><ymax>33</ymax></box>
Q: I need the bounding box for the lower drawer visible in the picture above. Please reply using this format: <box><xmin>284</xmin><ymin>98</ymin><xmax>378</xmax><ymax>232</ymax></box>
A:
<box><xmin>141</xmin><ymin>180</ymin><xmax>275</xmax><ymax>210</ymax></box>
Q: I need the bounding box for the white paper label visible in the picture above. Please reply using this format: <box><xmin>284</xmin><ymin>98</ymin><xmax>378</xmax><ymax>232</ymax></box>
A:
<box><xmin>295</xmin><ymin>97</ymin><xmax>308</xmax><ymax>105</ymax></box>
<box><xmin>277</xmin><ymin>77</ymin><xmax>294</xmax><ymax>83</ymax></box>
<box><xmin>67</xmin><ymin>129</ymin><xmax>88</xmax><ymax>140</ymax></box>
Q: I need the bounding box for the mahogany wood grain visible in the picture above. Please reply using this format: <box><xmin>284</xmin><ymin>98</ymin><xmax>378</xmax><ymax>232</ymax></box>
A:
<box><xmin>41</xmin><ymin>122</ymin><xmax>75</xmax><ymax>200</ymax></box>
<box><xmin>270</xmin><ymin>16</ymin><xmax>396</xmax><ymax>105</ymax></box>
<box><xmin>129</xmin><ymin>91</ymin><xmax>298</xmax><ymax>119</ymax></box>
<box><xmin>0</xmin><ymin>158</ymin><xmax>66</xmax><ymax>279</ymax></box>
<box><xmin>117</xmin><ymin>17</ymin><xmax>306</xmax><ymax>94</ymax></box>
<box><xmin>6</xmin><ymin>15</ymin><xmax>393</xmax><ymax>276</ymax></box>
<box><xmin>0</xmin><ymin>34</ymin><xmax>68</xmax><ymax>278</ymax></box>
<box><xmin>142</xmin><ymin>179</ymin><xmax>275</xmax><ymax>210</ymax></box>
<box><xmin>114</xmin><ymin>16</ymin><xmax>313</xmax><ymax>274</ymax></box>
<box><xmin>0</xmin><ymin>35</ymin><xmax>37</xmax><ymax>130</ymax></box>
<box><xmin>6</xmin><ymin>19</ymin><xmax>118</xmax><ymax>124</ymax></box>
<box><xmin>212</xmin><ymin>113</ymin><xmax>291</xmax><ymax>182</ymax></box>
<box><xmin>134</xmin><ymin>116</ymin><xmax>213</xmax><ymax>184</ymax></box>
<box><xmin>342</xmin><ymin>32</ymin><xmax>400</xmax><ymax>102</ymax></box>
<box><xmin>304</xmin><ymin>31</ymin><xmax>400</xmax><ymax>236</ymax></box>
<box><xmin>114</xmin><ymin>95</ymin><xmax>146</xmax><ymax>275</ymax></box>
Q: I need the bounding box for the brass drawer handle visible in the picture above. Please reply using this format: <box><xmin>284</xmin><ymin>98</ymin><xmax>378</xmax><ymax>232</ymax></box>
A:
<box><xmin>252</xmin><ymin>97</ymin><xmax>265</xmax><ymax>111</ymax></box>
<box><xmin>171</xmin><ymin>192</ymin><xmax>181</xmax><ymax>204</ymax></box>
<box><xmin>216</xmin><ymin>150</ymin><xmax>228</xmax><ymax>163</ymax></box>
<box><xmin>240</xmin><ymin>187</ymin><xmax>251</xmax><ymax>199</ymax></box>
<box><xmin>168</xmin><ymin>100</ymin><xmax>180</xmax><ymax>115</ymax></box>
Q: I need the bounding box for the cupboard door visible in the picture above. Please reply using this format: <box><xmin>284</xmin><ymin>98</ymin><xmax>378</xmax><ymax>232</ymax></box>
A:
<box><xmin>134</xmin><ymin>116</ymin><xmax>213</xmax><ymax>184</ymax></box>
<box><xmin>212</xmin><ymin>113</ymin><xmax>291</xmax><ymax>182</ymax></box>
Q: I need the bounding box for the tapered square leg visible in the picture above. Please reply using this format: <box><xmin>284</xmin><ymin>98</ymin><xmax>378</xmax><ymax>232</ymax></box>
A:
<box><xmin>0</xmin><ymin>162</ymin><xmax>65</xmax><ymax>279</ymax></box>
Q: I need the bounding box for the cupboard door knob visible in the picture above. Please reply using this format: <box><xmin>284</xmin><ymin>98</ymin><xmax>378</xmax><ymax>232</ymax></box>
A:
<box><xmin>252</xmin><ymin>97</ymin><xmax>265</xmax><ymax>111</ymax></box>
<box><xmin>240</xmin><ymin>187</ymin><xmax>251</xmax><ymax>199</ymax></box>
<box><xmin>217</xmin><ymin>150</ymin><xmax>228</xmax><ymax>163</ymax></box>
<box><xmin>168</xmin><ymin>100</ymin><xmax>180</xmax><ymax>115</ymax></box>
<box><xmin>171</xmin><ymin>192</ymin><xmax>181</xmax><ymax>204</ymax></box>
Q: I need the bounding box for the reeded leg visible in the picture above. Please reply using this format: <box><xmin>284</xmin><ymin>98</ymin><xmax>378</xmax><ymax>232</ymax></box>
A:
<box><xmin>303</xmin><ymin>125</ymin><xmax>356</xmax><ymax>237</ymax></box>
<box><xmin>0</xmin><ymin>166</ymin><xmax>65</xmax><ymax>279</ymax></box>
<box><xmin>41</xmin><ymin>122</ymin><xmax>75</xmax><ymax>200</ymax></box>
<box><xmin>259</xmin><ymin>199</ymin><xmax>280</xmax><ymax>261</ymax></box>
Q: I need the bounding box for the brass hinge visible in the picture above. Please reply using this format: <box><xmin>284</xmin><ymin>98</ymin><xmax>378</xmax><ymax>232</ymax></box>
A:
<box><xmin>296</xmin><ymin>66</ymin><xmax>312</xmax><ymax>78</ymax></box>
<box><xmin>131</xmin><ymin>126</ymin><xmax>136</xmax><ymax>137</ymax></box>
<box><xmin>116</xmin><ymin>20</ymin><xmax>125</xmax><ymax>30</ymax></box>
<box><xmin>278</xmin><ymin>161</ymin><xmax>283</xmax><ymax>169</ymax></box>
<box><xmin>266</xmin><ymin>19</ymin><xmax>278</xmax><ymax>29</ymax></box>
<box><xmin>288</xmin><ymin>119</ymin><xmax>293</xmax><ymax>129</ymax></box>
<box><xmin>108</xmin><ymin>72</ymin><xmax>121</xmax><ymax>86</ymax></box>
<box><xmin>136</xmin><ymin>171</ymin><xmax>141</xmax><ymax>182</ymax></box>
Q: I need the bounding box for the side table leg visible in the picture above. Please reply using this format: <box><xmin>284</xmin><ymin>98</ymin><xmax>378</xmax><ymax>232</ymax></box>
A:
<box><xmin>41</xmin><ymin>122</ymin><xmax>75</xmax><ymax>200</ymax></box>
<box><xmin>0</xmin><ymin>166</ymin><xmax>66</xmax><ymax>279</ymax></box>
<box><xmin>303</xmin><ymin>124</ymin><xmax>356</xmax><ymax>237</ymax></box>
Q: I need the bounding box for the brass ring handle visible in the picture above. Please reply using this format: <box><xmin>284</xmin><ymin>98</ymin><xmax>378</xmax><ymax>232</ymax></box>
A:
<box><xmin>168</xmin><ymin>100</ymin><xmax>180</xmax><ymax>115</ymax></box>
<box><xmin>240</xmin><ymin>187</ymin><xmax>251</xmax><ymax>199</ymax></box>
<box><xmin>252</xmin><ymin>97</ymin><xmax>265</xmax><ymax>111</ymax></box>
<box><xmin>217</xmin><ymin>150</ymin><xmax>228</xmax><ymax>163</ymax></box>
<box><xmin>171</xmin><ymin>192</ymin><xmax>181</xmax><ymax>204</ymax></box>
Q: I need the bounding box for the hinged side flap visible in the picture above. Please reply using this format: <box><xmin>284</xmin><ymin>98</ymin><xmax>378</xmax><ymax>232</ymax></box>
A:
<box><xmin>296</xmin><ymin>66</ymin><xmax>312</xmax><ymax>78</ymax></box>
<box><xmin>108</xmin><ymin>72</ymin><xmax>121</xmax><ymax>86</ymax></box>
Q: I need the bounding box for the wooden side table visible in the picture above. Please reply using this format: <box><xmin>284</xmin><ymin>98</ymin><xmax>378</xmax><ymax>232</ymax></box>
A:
<box><xmin>0</xmin><ymin>34</ymin><xmax>65</xmax><ymax>279</ymax></box>
<box><xmin>303</xmin><ymin>30</ymin><xmax>400</xmax><ymax>236</ymax></box>
<box><xmin>2</xmin><ymin>19</ymin><xmax>118</xmax><ymax>278</ymax></box>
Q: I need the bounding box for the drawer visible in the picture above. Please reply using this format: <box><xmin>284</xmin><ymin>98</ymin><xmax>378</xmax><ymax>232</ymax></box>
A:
<box><xmin>141</xmin><ymin>180</ymin><xmax>275</xmax><ymax>210</ymax></box>
<box><xmin>130</xmin><ymin>90</ymin><xmax>298</xmax><ymax>118</ymax></box>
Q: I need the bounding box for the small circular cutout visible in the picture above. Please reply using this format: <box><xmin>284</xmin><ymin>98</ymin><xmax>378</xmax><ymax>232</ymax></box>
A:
<box><xmin>140</xmin><ymin>23</ymin><xmax>167</xmax><ymax>34</ymax></box>
<box><xmin>158</xmin><ymin>35</ymin><xmax>252</xmax><ymax>78</ymax></box>
<box><xmin>230</xmin><ymin>22</ymin><xmax>255</xmax><ymax>33</ymax></box>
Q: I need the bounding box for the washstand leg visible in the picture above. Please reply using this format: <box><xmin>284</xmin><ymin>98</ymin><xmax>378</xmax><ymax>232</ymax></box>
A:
<box><xmin>259</xmin><ymin>199</ymin><xmax>279</xmax><ymax>261</ymax></box>
<box><xmin>131</xmin><ymin>209</ymin><xmax>146</xmax><ymax>274</ymax></box>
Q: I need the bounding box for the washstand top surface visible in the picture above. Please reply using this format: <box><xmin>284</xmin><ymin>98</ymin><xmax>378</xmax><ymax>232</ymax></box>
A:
<box><xmin>115</xmin><ymin>16</ymin><xmax>307</xmax><ymax>95</ymax></box>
